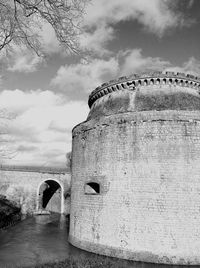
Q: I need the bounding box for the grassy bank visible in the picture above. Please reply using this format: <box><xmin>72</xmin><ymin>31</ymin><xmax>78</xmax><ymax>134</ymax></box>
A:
<box><xmin>31</xmin><ymin>255</ymin><xmax>133</xmax><ymax>268</ymax></box>
<box><xmin>0</xmin><ymin>195</ymin><xmax>21</xmax><ymax>229</ymax></box>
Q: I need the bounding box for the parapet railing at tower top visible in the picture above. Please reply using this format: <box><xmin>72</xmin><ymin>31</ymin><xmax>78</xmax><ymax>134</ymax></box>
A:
<box><xmin>88</xmin><ymin>71</ymin><xmax>200</xmax><ymax>108</ymax></box>
<box><xmin>0</xmin><ymin>164</ymin><xmax>70</xmax><ymax>174</ymax></box>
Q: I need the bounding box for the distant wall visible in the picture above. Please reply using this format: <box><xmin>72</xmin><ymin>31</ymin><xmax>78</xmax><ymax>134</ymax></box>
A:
<box><xmin>0</xmin><ymin>167</ymin><xmax>71</xmax><ymax>215</ymax></box>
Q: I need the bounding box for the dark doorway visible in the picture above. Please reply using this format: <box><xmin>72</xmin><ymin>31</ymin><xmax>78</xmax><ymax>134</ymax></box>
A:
<box><xmin>38</xmin><ymin>180</ymin><xmax>62</xmax><ymax>213</ymax></box>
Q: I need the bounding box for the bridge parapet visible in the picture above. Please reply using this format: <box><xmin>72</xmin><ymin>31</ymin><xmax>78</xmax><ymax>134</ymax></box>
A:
<box><xmin>0</xmin><ymin>165</ymin><xmax>70</xmax><ymax>174</ymax></box>
<box><xmin>0</xmin><ymin>166</ymin><xmax>71</xmax><ymax>215</ymax></box>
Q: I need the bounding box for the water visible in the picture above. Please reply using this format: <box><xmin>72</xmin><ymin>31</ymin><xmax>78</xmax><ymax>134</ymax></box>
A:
<box><xmin>0</xmin><ymin>214</ymin><xmax>198</xmax><ymax>268</ymax></box>
<box><xmin>0</xmin><ymin>214</ymin><xmax>72</xmax><ymax>267</ymax></box>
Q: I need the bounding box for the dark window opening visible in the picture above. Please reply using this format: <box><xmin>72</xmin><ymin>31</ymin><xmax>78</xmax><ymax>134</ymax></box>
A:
<box><xmin>85</xmin><ymin>182</ymin><xmax>100</xmax><ymax>195</ymax></box>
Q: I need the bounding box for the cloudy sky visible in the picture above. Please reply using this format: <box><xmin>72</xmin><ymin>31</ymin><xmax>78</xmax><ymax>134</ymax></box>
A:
<box><xmin>0</xmin><ymin>0</ymin><xmax>200</xmax><ymax>167</ymax></box>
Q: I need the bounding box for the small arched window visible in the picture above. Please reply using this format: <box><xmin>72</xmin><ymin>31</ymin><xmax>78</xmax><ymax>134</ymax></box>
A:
<box><xmin>85</xmin><ymin>182</ymin><xmax>100</xmax><ymax>195</ymax></box>
<box><xmin>175</xmin><ymin>79</ymin><xmax>179</xmax><ymax>85</ymax></box>
<box><xmin>150</xmin><ymin>79</ymin><xmax>154</xmax><ymax>85</ymax></box>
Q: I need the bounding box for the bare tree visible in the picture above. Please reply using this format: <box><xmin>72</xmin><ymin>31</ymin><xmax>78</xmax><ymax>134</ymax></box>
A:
<box><xmin>66</xmin><ymin>151</ymin><xmax>71</xmax><ymax>169</ymax></box>
<box><xmin>0</xmin><ymin>0</ymin><xmax>89</xmax><ymax>56</ymax></box>
<box><xmin>0</xmin><ymin>109</ymin><xmax>16</xmax><ymax>163</ymax></box>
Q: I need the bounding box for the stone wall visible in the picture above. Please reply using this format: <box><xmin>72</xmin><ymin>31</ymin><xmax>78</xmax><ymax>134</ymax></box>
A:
<box><xmin>69</xmin><ymin>110</ymin><xmax>200</xmax><ymax>265</ymax></box>
<box><xmin>88</xmin><ymin>71</ymin><xmax>200</xmax><ymax>109</ymax></box>
<box><xmin>88</xmin><ymin>83</ymin><xmax>200</xmax><ymax>120</ymax></box>
<box><xmin>0</xmin><ymin>168</ymin><xmax>71</xmax><ymax>215</ymax></box>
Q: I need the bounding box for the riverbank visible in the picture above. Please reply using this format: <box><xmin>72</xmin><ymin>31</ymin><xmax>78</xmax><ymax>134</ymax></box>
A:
<box><xmin>30</xmin><ymin>255</ymin><xmax>136</xmax><ymax>268</ymax></box>
<box><xmin>0</xmin><ymin>195</ymin><xmax>21</xmax><ymax>229</ymax></box>
<box><xmin>29</xmin><ymin>255</ymin><xmax>200</xmax><ymax>268</ymax></box>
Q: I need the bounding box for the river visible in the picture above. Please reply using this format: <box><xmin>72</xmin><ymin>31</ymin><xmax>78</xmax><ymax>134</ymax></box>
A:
<box><xmin>0</xmin><ymin>214</ymin><xmax>197</xmax><ymax>268</ymax></box>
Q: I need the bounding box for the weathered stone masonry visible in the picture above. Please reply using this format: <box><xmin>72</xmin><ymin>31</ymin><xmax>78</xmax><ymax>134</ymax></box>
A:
<box><xmin>0</xmin><ymin>166</ymin><xmax>71</xmax><ymax>215</ymax></box>
<box><xmin>69</xmin><ymin>71</ymin><xmax>200</xmax><ymax>265</ymax></box>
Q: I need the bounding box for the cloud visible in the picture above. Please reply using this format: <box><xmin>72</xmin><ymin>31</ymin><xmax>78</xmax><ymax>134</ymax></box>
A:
<box><xmin>2</xmin><ymin>0</ymin><xmax>194</xmax><ymax>72</ymax></box>
<box><xmin>85</xmin><ymin>0</ymin><xmax>193</xmax><ymax>34</ymax></box>
<box><xmin>165</xmin><ymin>57</ymin><xmax>200</xmax><ymax>77</ymax></box>
<box><xmin>52</xmin><ymin>47</ymin><xmax>200</xmax><ymax>97</ymax></box>
<box><xmin>80</xmin><ymin>0</ymin><xmax>194</xmax><ymax>55</ymax></box>
<box><xmin>187</xmin><ymin>0</ymin><xmax>194</xmax><ymax>8</ymax></box>
<box><xmin>51</xmin><ymin>57</ymin><xmax>119</xmax><ymax>94</ymax></box>
<box><xmin>39</xmin><ymin>22</ymin><xmax>61</xmax><ymax>54</ymax></box>
<box><xmin>0</xmin><ymin>89</ymin><xmax>61</xmax><ymax>114</ymax></box>
<box><xmin>0</xmin><ymin>75</ymin><xmax>2</xmax><ymax>89</ymax></box>
<box><xmin>17</xmin><ymin>145</ymin><xmax>38</xmax><ymax>152</ymax></box>
<box><xmin>79</xmin><ymin>24</ymin><xmax>114</xmax><ymax>56</ymax></box>
<box><xmin>0</xmin><ymin>89</ymin><xmax>89</xmax><ymax>167</ymax></box>
<box><xmin>119</xmin><ymin>49</ymin><xmax>171</xmax><ymax>75</ymax></box>
<box><xmin>3</xmin><ymin>22</ymin><xmax>60</xmax><ymax>74</ymax></box>
<box><xmin>7</xmin><ymin>48</ymin><xmax>43</xmax><ymax>73</ymax></box>
<box><xmin>51</xmin><ymin>48</ymin><xmax>171</xmax><ymax>94</ymax></box>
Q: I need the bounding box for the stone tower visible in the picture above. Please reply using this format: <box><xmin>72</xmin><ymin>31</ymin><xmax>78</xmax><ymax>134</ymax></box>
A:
<box><xmin>69</xmin><ymin>71</ymin><xmax>200</xmax><ymax>265</ymax></box>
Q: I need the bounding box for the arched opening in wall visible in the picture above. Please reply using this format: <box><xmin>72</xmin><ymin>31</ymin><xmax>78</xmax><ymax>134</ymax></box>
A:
<box><xmin>37</xmin><ymin>180</ymin><xmax>63</xmax><ymax>213</ymax></box>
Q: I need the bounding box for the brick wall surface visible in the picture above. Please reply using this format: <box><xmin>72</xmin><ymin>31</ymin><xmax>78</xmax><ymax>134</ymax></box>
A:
<box><xmin>70</xmin><ymin>110</ymin><xmax>200</xmax><ymax>265</ymax></box>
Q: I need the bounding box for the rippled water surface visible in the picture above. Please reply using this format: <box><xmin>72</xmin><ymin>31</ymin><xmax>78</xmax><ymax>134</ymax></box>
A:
<box><xmin>0</xmin><ymin>214</ymin><xmax>199</xmax><ymax>268</ymax></box>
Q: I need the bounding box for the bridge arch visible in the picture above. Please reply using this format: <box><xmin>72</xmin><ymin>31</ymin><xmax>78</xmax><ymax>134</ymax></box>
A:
<box><xmin>36</xmin><ymin>178</ymin><xmax>64</xmax><ymax>214</ymax></box>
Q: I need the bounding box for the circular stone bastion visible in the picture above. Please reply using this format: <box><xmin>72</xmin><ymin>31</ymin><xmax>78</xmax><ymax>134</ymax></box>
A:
<box><xmin>69</xmin><ymin>71</ymin><xmax>200</xmax><ymax>265</ymax></box>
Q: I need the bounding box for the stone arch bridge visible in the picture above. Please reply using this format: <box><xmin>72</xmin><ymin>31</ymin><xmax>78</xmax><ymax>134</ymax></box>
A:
<box><xmin>0</xmin><ymin>165</ymin><xmax>71</xmax><ymax>215</ymax></box>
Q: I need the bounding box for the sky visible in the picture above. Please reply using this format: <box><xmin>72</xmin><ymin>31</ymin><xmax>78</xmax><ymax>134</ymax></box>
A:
<box><xmin>0</xmin><ymin>0</ymin><xmax>200</xmax><ymax>167</ymax></box>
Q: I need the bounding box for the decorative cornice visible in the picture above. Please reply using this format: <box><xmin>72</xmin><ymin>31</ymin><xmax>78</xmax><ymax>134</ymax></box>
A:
<box><xmin>88</xmin><ymin>71</ymin><xmax>200</xmax><ymax>108</ymax></box>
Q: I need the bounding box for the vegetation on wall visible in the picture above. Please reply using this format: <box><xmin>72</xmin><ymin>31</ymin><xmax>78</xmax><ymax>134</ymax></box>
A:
<box><xmin>0</xmin><ymin>194</ymin><xmax>21</xmax><ymax>229</ymax></box>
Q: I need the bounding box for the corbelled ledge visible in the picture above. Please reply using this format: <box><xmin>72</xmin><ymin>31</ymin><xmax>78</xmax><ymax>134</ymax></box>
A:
<box><xmin>88</xmin><ymin>71</ymin><xmax>200</xmax><ymax>108</ymax></box>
